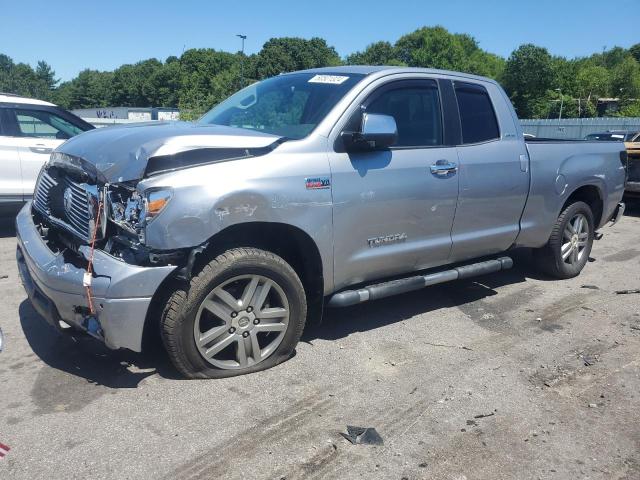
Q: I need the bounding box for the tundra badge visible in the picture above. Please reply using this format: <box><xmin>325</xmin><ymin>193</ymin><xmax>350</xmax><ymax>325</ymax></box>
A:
<box><xmin>367</xmin><ymin>233</ymin><xmax>408</xmax><ymax>248</ymax></box>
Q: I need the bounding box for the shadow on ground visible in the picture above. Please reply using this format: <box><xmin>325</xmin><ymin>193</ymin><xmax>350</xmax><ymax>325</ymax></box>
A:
<box><xmin>17</xmin><ymin>248</ymin><xmax>555</xmax><ymax>383</ymax></box>
<box><xmin>305</xmin><ymin>251</ymin><xmax>535</xmax><ymax>342</ymax></box>
<box><xmin>622</xmin><ymin>197</ymin><xmax>640</xmax><ymax>217</ymax></box>
<box><xmin>0</xmin><ymin>214</ymin><xmax>17</xmax><ymax>239</ymax></box>
<box><xmin>19</xmin><ymin>300</ymin><xmax>183</xmax><ymax>389</ymax></box>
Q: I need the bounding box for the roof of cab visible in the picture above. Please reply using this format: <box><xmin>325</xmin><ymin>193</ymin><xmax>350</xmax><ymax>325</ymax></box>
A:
<box><xmin>0</xmin><ymin>92</ymin><xmax>56</xmax><ymax>106</ymax></box>
<box><xmin>289</xmin><ymin>65</ymin><xmax>497</xmax><ymax>84</ymax></box>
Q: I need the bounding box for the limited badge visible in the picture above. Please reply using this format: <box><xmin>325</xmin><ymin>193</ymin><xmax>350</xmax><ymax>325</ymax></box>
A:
<box><xmin>305</xmin><ymin>177</ymin><xmax>331</xmax><ymax>190</ymax></box>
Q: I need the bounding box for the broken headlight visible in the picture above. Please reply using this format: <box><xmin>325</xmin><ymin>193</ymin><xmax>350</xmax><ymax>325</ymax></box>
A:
<box><xmin>141</xmin><ymin>189</ymin><xmax>173</xmax><ymax>223</ymax></box>
<box><xmin>108</xmin><ymin>187</ymin><xmax>172</xmax><ymax>243</ymax></box>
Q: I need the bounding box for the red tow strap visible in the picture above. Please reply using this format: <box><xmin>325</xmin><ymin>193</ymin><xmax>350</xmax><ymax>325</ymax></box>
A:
<box><xmin>85</xmin><ymin>201</ymin><xmax>103</xmax><ymax>315</ymax></box>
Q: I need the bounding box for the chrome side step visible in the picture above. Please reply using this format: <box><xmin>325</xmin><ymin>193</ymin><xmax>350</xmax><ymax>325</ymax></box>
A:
<box><xmin>327</xmin><ymin>256</ymin><xmax>513</xmax><ymax>308</ymax></box>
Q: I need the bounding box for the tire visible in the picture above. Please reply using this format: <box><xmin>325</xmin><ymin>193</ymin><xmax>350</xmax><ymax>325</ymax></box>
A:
<box><xmin>160</xmin><ymin>248</ymin><xmax>307</xmax><ymax>379</ymax></box>
<box><xmin>533</xmin><ymin>201</ymin><xmax>595</xmax><ymax>279</ymax></box>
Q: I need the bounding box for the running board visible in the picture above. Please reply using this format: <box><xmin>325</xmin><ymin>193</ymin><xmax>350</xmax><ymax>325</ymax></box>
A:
<box><xmin>327</xmin><ymin>256</ymin><xmax>513</xmax><ymax>308</ymax></box>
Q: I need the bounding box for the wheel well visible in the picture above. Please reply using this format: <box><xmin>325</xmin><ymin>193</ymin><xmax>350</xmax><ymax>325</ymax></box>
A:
<box><xmin>142</xmin><ymin>222</ymin><xmax>325</xmax><ymax>350</ymax></box>
<box><xmin>562</xmin><ymin>185</ymin><xmax>603</xmax><ymax>227</ymax></box>
<box><xmin>198</xmin><ymin>222</ymin><xmax>325</xmax><ymax>320</ymax></box>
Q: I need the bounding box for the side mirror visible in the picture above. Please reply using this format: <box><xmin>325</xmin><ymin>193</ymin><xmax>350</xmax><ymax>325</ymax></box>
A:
<box><xmin>341</xmin><ymin>113</ymin><xmax>398</xmax><ymax>151</ymax></box>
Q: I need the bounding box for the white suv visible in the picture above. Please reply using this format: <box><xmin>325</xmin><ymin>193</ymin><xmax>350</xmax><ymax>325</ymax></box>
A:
<box><xmin>0</xmin><ymin>93</ymin><xmax>93</xmax><ymax>214</ymax></box>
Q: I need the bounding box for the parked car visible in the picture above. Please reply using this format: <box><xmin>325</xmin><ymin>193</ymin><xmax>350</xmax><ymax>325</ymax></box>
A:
<box><xmin>15</xmin><ymin>67</ymin><xmax>626</xmax><ymax>378</ymax></box>
<box><xmin>584</xmin><ymin>130</ymin><xmax>639</xmax><ymax>142</ymax></box>
<box><xmin>0</xmin><ymin>93</ymin><xmax>93</xmax><ymax>214</ymax></box>
<box><xmin>583</xmin><ymin>131</ymin><xmax>640</xmax><ymax>197</ymax></box>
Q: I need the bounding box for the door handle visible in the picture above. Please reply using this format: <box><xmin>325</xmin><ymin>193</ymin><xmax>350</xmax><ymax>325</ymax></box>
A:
<box><xmin>29</xmin><ymin>146</ymin><xmax>53</xmax><ymax>154</ymax></box>
<box><xmin>430</xmin><ymin>160</ymin><xmax>458</xmax><ymax>176</ymax></box>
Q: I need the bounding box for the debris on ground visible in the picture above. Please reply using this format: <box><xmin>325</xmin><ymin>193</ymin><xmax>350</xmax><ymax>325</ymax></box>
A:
<box><xmin>474</xmin><ymin>411</ymin><xmax>496</xmax><ymax>419</ymax></box>
<box><xmin>588</xmin><ymin>403</ymin><xmax>597</xmax><ymax>408</ymax></box>
<box><xmin>409</xmin><ymin>387</ymin><xmax>418</xmax><ymax>394</ymax></box>
<box><xmin>581</xmin><ymin>354</ymin><xmax>597</xmax><ymax>366</ymax></box>
<box><xmin>581</xmin><ymin>285</ymin><xmax>600</xmax><ymax>290</ymax></box>
<box><xmin>424</xmin><ymin>342</ymin><xmax>473</xmax><ymax>351</ymax></box>
<box><xmin>0</xmin><ymin>441</ymin><xmax>10</xmax><ymax>459</ymax></box>
<box><xmin>340</xmin><ymin>426</ymin><xmax>384</xmax><ymax>445</ymax></box>
<box><xmin>614</xmin><ymin>289</ymin><xmax>640</xmax><ymax>295</ymax></box>
<box><xmin>0</xmin><ymin>275</ymin><xmax>7</xmax><ymax>280</ymax></box>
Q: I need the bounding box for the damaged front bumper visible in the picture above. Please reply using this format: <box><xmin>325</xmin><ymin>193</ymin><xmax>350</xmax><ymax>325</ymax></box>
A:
<box><xmin>16</xmin><ymin>202</ymin><xmax>177</xmax><ymax>351</ymax></box>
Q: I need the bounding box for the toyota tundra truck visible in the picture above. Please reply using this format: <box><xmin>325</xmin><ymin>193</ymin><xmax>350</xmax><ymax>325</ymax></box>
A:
<box><xmin>15</xmin><ymin>66</ymin><xmax>627</xmax><ymax>378</ymax></box>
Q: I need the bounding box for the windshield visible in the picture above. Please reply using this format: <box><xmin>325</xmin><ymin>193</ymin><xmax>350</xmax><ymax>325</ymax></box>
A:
<box><xmin>199</xmin><ymin>73</ymin><xmax>365</xmax><ymax>140</ymax></box>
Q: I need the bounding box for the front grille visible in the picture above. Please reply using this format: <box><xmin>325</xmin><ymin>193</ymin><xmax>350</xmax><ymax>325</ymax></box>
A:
<box><xmin>33</xmin><ymin>170</ymin><xmax>56</xmax><ymax>214</ymax></box>
<box><xmin>63</xmin><ymin>177</ymin><xmax>92</xmax><ymax>238</ymax></box>
<box><xmin>33</xmin><ymin>169</ymin><xmax>96</xmax><ymax>242</ymax></box>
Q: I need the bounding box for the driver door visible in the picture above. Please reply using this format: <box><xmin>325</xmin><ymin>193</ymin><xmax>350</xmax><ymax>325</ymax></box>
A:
<box><xmin>328</xmin><ymin>79</ymin><xmax>460</xmax><ymax>291</ymax></box>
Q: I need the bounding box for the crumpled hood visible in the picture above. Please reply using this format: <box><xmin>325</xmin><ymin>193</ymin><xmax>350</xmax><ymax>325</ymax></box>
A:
<box><xmin>55</xmin><ymin>121</ymin><xmax>282</xmax><ymax>183</ymax></box>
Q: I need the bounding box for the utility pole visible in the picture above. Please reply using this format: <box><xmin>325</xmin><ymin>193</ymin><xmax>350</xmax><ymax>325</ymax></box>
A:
<box><xmin>555</xmin><ymin>88</ymin><xmax>564</xmax><ymax>120</ymax></box>
<box><xmin>236</xmin><ymin>34</ymin><xmax>247</xmax><ymax>89</ymax></box>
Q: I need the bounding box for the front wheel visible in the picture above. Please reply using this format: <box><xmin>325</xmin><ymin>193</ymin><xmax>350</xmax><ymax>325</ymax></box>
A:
<box><xmin>533</xmin><ymin>201</ymin><xmax>595</xmax><ymax>279</ymax></box>
<box><xmin>160</xmin><ymin>248</ymin><xmax>307</xmax><ymax>379</ymax></box>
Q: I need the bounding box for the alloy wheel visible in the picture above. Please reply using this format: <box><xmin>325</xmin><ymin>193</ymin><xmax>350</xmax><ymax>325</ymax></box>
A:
<box><xmin>193</xmin><ymin>274</ymin><xmax>290</xmax><ymax>369</ymax></box>
<box><xmin>561</xmin><ymin>213</ymin><xmax>589</xmax><ymax>265</ymax></box>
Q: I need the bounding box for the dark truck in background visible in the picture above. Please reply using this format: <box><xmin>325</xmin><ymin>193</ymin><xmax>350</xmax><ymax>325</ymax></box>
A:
<box><xmin>16</xmin><ymin>66</ymin><xmax>627</xmax><ymax>378</ymax></box>
<box><xmin>584</xmin><ymin>130</ymin><xmax>640</xmax><ymax>197</ymax></box>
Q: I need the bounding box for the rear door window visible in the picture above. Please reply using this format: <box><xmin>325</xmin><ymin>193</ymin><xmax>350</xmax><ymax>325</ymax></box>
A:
<box><xmin>454</xmin><ymin>83</ymin><xmax>500</xmax><ymax>144</ymax></box>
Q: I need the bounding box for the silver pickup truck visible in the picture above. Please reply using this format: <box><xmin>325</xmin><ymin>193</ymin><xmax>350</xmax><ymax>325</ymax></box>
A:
<box><xmin>16</xmin><ymin>66</ymin><xmax>626</xmax><ymax>378</ymax></box>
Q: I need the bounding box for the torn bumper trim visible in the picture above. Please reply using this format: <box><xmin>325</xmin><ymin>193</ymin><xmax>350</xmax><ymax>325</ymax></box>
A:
<box><xmin>15</xmin><ymin>202</ymin><xmax>177</xmax><ymax>351</ymax></box>
<box><xmin>610</xmin><ymin>202</ymin><xmax>625</xmax><ymax>226</ymax></box>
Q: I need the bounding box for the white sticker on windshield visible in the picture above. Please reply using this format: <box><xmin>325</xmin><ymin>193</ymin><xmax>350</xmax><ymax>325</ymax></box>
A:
<box><xmin>308</xmin><ymin>74</ymin><xmax>349</xmax><ymax>85</ymax></box>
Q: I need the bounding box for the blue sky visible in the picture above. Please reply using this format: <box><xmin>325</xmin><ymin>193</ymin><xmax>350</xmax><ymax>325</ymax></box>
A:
<box><xmin>2</xmin><ymin>0</ymin><xmax>638</xmax><ymax>81</ymax></box>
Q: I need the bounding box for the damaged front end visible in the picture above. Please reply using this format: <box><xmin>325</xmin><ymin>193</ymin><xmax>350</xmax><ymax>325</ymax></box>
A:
<box><xmin>33</xmin><ymin>153</ymin><xmax>185</xmax><ymax>270</ymax></box>
<box><xmin>17</xmin><ymin>155</ymin><xmax>183</xmax><ymax>351</ymax></box>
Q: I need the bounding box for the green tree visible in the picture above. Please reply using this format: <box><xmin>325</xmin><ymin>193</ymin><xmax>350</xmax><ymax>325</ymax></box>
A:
<box><xmin>255</xmin><ymin>37</ymin><xmax>341</xmax><ymax>78</ymax></box>
<box><xmin>110</xmin><ymin>58</ymin><xmax>163</xmax><ymax>106</ymax></box>
<box><xmin>346</xmin><ymin>41</ymin><xmax>403</xmax><ymax>66</ymax></box>
<box><xmin>395</xmin><ymin>26</ymin><xmax>469</xmax><ymax>71</ymax></box>
<box><xmin>616</xmin><ymin>100</ymin><xmax>640</xmax><ymax>117</ymax></box>
<box><xmin>393</xmin><ymin>26</ymin><xmax>504</xmax><ymax>78</ymax></box>
<box><xmin>611</xmin><ymin>56</ymin><xmax>640</xmax><ymax>100</ymax></box>
<box><xmin>630</xmin><ymin>43</ymin><xmax>640</xmax><ymax>63</ymax></box>
<box><xmin>178</xmin><ymin>48</ymin><xmax>241</xmax><ymax>118</ymax></box>
<box><xmin>35</xmin><ymin>61</ymin><xmax>57</xmax><ymax>90</ymax></box>
<box><xmin>502</xmin><ymin>44</ymin><xmax>555</xmax><ymax>117</ymax></box>
<box><xmin>575</xmin><ymin>64</ymin><xmax>610</xmax><ymax>100</ymax></box>
<box><xmin>0</xmin><ymin>55</ymin><xmax>53</xmax><ymax>100</ymax></box>
<box><xmin>61</xmin><ymin>69</ymin><xmax>113</xmax><ymax>108</ymax></box>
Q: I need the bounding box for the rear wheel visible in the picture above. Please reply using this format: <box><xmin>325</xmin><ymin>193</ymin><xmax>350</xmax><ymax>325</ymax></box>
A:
<box><xmin>533</xmin><ymin>201</ymin><xmax>594</xmax><ymax>279</ymax></box>
<box><xmin>161</xmin><ymin>248</ymin><xmax>307</xmax><ymax>379</ymax></box>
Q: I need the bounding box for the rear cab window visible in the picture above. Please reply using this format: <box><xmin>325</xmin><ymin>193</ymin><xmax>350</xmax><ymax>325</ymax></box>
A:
<box><xmin>454</xmin><ymin>82</ymin><xmax>500</xmax><ymax>144</ymax></box>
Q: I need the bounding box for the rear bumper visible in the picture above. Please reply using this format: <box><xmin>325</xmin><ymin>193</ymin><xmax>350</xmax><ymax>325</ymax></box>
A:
<box><xmin>15</xmin><ymin>202</ymin><xmax>177</xmax><ymax>351</ymax></box>
<box><xmin>625</xmin><ymin>181</ymin><xmax>640</xmax><ymax>194</ymax></box>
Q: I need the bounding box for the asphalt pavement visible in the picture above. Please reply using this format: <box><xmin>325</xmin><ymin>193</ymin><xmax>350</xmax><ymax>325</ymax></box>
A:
<box><xmin>0</xmin><ymin>204</ymin><xmax>639</xmax><ymax>480</ymax></box>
